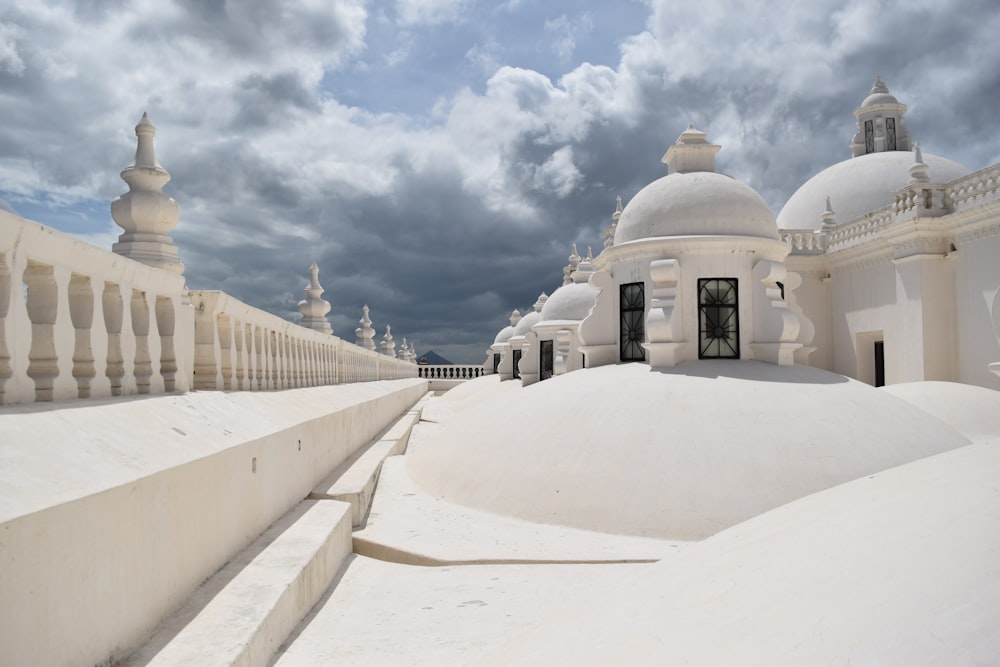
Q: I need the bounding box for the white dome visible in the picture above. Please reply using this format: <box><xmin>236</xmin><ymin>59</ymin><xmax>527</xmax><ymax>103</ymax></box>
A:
<box><xmin>860</xmin><ymin>91</ymin><xmax>899</xmax><ymax>107</ymax></box>
<box><xmin>537</xmin><ymin>282</ymin><xmax>596</xmax><ymax>324</ymax></box>
<box><xmin>406</xmin><ymin>362</ymin><xmax>968</xmax><ymax>540</ymax></box>
<box><xmin>511</xmin><ymin>310</ymin><xmax>540</xmax><ymax>337</ymax></box>
<box><xmin>614</xmin><ymin>171</ymin><xmax>778</xmax><ymax>244</ymax></box>
<box><xmin>493</xmin><ymin>325</ymin><xmax>516</xmax><ymax>345</ymax></box>
<box><xmin>777</xmin><ymin>151</ymin><xmax>970</xmax><ymax>231</ymax></box>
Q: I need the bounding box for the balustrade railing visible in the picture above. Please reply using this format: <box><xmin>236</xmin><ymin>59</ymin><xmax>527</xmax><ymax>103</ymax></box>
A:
<box><xmin>417</xmin><ymin>364</ymin><xmax>486</xmax><ymax>380</ymax></box>
<box><xmin>0</xmin><ymin>210</ymin><xmax>417</xmax><ymax>405</ymax></box>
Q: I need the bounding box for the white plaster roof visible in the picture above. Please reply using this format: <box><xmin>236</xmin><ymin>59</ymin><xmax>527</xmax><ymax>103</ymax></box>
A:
<box><xmin>777</xmin><ymin>150</ymin><xmax>970</xmax><ymax>230</ymax></box>
<box><xmin>882</xmin><ymin>381</ymin><xmax>1000</xmax><ymax>441</ymax></box>
<box><xmin>405</xmin><ymin>362</ymin><xmax>969</xmax><ymax>540</ymax></box>
<box><xmin>536</xmin><ymin>282</ymin><xmax>595</xmax><ymax>324</ymax></box>
<box><xmin>614</xmin><ymin>171</ymin><xmax>778</xmax><ymax>244</ymax></box>
<box><xmin>482</xmin><ymin>440</ymin><xmax>1000</xmax><ymax>665</ymax></box>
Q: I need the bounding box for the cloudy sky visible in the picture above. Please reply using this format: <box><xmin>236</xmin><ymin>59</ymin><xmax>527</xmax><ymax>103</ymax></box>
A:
<box><xmin>2</xmin><ymin>0</ymin><xmax>999</xmax><ymax>362</ymax></box>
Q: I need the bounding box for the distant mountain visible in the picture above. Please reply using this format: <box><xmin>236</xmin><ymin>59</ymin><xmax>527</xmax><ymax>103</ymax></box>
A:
<box><xmin>417</xmin><ymin>350</ymin><xmax>453</xmax><ymax>365</ymax></box>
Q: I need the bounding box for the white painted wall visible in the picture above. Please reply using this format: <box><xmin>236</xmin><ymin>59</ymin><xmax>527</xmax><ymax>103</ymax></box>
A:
<box><xmin>0</xmin><ymin>379</ymin><xmax>427</xmax><ymax>667</ymax></box>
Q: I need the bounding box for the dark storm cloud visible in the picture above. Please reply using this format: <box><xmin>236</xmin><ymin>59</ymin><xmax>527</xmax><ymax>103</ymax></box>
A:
<box><xmin>3</xmin><ymin>0</ymin><xmax>999</xmax><ymax>362</ymax></box>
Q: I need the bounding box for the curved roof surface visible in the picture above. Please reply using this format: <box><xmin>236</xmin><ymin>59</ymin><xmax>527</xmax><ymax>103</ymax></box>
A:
<box><xmin>615</xmin><ymin>171</ymin><xmax>778</xmax><ymax>244</ymax></box>
<box><xmin>537</xmin><ymin>282</ymin><xmax>595</xmax><ymax>324</ymax></box>
<box><xmin>406</xmin><ymin>361</ymin><xmax>968</xmax><ymax>540</ymax></box>
<box><xmin>777</xmin><ymin>151</ymin><xmax>970</xmax><ymax>230</ymax></box>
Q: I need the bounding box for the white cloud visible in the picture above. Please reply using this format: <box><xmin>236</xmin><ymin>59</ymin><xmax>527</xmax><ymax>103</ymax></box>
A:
<box><xmin>394</xmin><ymin>0</ymin><xmax>470</xmax><ymax>26</ymax></box>
<box><xmin>544</xmin><ymin>12</ymin><xmax>593</xmax><ymax>64</ymax></box>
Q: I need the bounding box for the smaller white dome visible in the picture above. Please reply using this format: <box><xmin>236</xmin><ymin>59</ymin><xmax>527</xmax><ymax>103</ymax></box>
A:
<box><xmin>493</xmin><ymin>325</ymin><xmax>516</xmax><ymax>345</ymax></box>
<box><xmin>860</xmin><ymin>76</ymin><xmax>899</xmax><ymax>108</ymax></box>
<box><xmin>512</xmin><ymin>311</ymin><xmax>540</xmax><ymax>337</ymax></box>
<box><xmin>537</xmin><ymin>282</ymin><xmax>596</xmax><ymax>324</ymax></box>
<box><xmin>615</xmin><ymin>171</ymin><xmax>778</xmax><ymax>244</ymax></box>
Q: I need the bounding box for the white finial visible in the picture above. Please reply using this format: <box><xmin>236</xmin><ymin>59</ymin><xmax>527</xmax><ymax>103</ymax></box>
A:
<box><xmin>533</xmin><ymin>292</ymin><xmax>548</xmax><ymax>313</ymax></box>
<box><xmin>111</xmin><ymin>113</ymin><xmax>183</xmax><ymax>274</ymax></box>
<box><xmin>297</xmin><ymin>262</ymin><xmax>333</xmax><ymax>334</ymax></box>
<box><xmin>380</xmin><ymin>325</ymin><xmax>396</xmax><ymax>357</ymax></box>
<box><xmin>355</xmin><ymin>304</ymin><xmax>376</xmax><ymax>350</ymax></box>
<box><xmin>563</xmin><ymin>244</ymin><xmax>582</xmax><ymax>285</ymax></box>
<box><xmin>509</xmin><ymin>309</ymin><xmax>522</xmax><ymax>326</ymax></box>
<box><xmin>821</xmin><ymin>196</ymin><xmax>836</xmax><ymax>230</ymax></box>
<box><xmin>908</xmin><ymin>143</ymin><xmax>930</xmax><ymax>184</ymax></box>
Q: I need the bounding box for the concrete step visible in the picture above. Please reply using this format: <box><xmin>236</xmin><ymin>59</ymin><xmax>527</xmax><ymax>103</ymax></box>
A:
<box><xmin>120</xmin><ymin>499</ymin><xmax>353</xmax><ymax>667</ymax></box>
<box><xmin>308</xmin><ymin>400</ymin><xmax>426</xmax><ymax>527</ymax></box>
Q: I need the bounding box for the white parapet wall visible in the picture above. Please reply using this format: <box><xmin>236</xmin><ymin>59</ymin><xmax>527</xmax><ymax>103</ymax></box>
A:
<box><xmin>0</xmin><ymin>378</ymin><xmax>427</xmax><ymax>667</ymax></box>
<box><xmin>191</xmin><ymin>290</ymin><xmax>416</xmax><ymax>392</ymax></box>
<box><xmin>0</xmin><ymin>209</ymin><xmax>193</xmax><ymax>405</ymax></box>
<box><xmin>0</xmin><ymin>211</ymin><xmax>417</xmax><ymax>406</ymax></box>
<box><xmin>416</xmin><ymin>364</ymin><xmax>487</xmax><ymax>391</ymax></box>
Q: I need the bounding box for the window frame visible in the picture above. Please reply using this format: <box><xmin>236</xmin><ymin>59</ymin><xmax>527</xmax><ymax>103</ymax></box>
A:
<box><xmin>698</xmin><ymin>278</ymin><xmax>740</xmax><ymax>360</ymax></box>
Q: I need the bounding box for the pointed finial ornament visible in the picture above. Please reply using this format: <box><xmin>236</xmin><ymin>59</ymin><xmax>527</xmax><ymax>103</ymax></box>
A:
<box><xmin>563</xmin><ymin>243</ymin><xmax>582</xmax><ymax>285</ymax></box>
<box><xmin>908</xmin><ymin>142</ymin><xmax>930</xmax><ymax>184</ymax></box>
<box><xmin>355</xmin><ymin>304</ymin><xmax>377</xmax><ymax>350</ymax></box>
<box><xmin>111</xmin><ymin>113</ymin><xmax>184</xmax><ymax>274</ymax></box>
<box><xmin>380</xmin><ymin>325</ymin><xmax>397</xmax><ymax>357</ymax></box>
<box><xmin>509</xmin><ymin>309</ymin><xmax>522</xmax><ymax>327</ymax></box>
<box><xmin>533</xmin><ymin>292</ymin><xmax>548</xmax><ymax>313</ymax></box>
<box><xmin>821</xmin><ymin>196</ymin><xmax>837</xmax><ymax>230</ymax></box>
<box><xmin>573</xmin><ymin>247</ymin><xmax>596</xmax><ymax>284</ymax></box>
<box><xmin>604</xmin><ymin>195</ymin><xmax>623</xmax><ymax>249</ymax></box>
<box><xmin>297</xmin><ymin>262</ymin><xmax>333</xmax><ymax>334</ymax></box>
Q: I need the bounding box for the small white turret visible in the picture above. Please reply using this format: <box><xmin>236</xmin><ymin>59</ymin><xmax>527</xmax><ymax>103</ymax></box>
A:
<box><xmin>355</xmin><ymin>305</ymin><xmax>376</xmax><ymax>350</ymax></box>
<box><xmin>908</xmin><ymin>143</ymin><xmax>931</xmax><ymax>185</ymax></box>
<box><xmin>603</xmin><ymin>195</ymin><xmax>623</xmax><ymax>249</ymax></box>
<box><xmin>562</xmin><ymin>243</ymin><xmax>581</xmax><ymax>286</ymax></box>
<box><xmin>111</xmin><ymin>113</ymin><xmax>183</xmax><ymax>274</ymax></box>
<box><xmin>380</xmin><ymin>325</ymin><xmax>396</xmax><ymax>357</ymax></box>
<box><xmin>297</xmin><ymin>263</ymin><xmax>333</xmax><ymax>334</ymax></box>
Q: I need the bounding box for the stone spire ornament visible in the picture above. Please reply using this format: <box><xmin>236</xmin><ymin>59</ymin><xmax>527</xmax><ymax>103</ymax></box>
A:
<box><xmin>820</xmin><ymin>196</ymin><xmax>837</xmax><ymax>232</ymax></box>
<box><xmin>111</xmin><ymin>113</ymin><xmax>183</xmax><ymax>274</ymax></box>
<box><xmin>355</xmin><ymin>305</ymin><xmax>376</xmax><ymax>350</ymax></box>
<box><xmin>509</xmin><ymin>309</ymin><xmax>522</xmax><ymax>328</ymax></box>
<box><xmin>408</xmin><ymin>341</ymin><xmax>417</xmax><ymax>363</ymax></box>
<box><xmin>399</xmin><ymin>337</ymin><xmax>411</xmax><ymax>363</ymax></box>
<box><xmin>604</xmin><ymin>195</ymin><xmax>623</xmax><ymax>249</ymax></box>
<box><xmin>380</xmin><ymin>325</ymin><xmax>396</xmax><ymax>357</ymax></box>
<box><xmin>574</xmin><ymin>247</ymin><xmax>596</xmax><ymax>284</ymax></box>
<box><xmin>908</xmin><ymin>143</ymin><xmax>931</xmax><ymax>185</ymax></box>
<box><xmin>562</xmin><ymin>243</ymin><xmax>581</xmax><ymax>286</ymax></box>
<box><xmin>297</xmin><ymin>263</ymin><xmax>333</xmax><ymax>334</ymax></box>
<box><xmin>532</xmin><ymin>292</ymin><xmax>548</xmax><ymax>313</ymax></box>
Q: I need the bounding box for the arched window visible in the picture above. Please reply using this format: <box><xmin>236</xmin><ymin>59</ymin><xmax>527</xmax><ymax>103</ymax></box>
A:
<box><xmin>698</xmin><ymin>278</ymin><xmax>739</xmax><ymax>359</ymax></box>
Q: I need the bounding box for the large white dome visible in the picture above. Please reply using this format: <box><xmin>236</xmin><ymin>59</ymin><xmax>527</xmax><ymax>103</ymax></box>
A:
<box><xmin>777</xmin><ymin>151</ymin><xmax>970</xmax><ymax>231</ymax></box>
<box><xmin>614</xmin><ymin>171</ymin><xmax>779</xmax><ymax>244</ymax></box>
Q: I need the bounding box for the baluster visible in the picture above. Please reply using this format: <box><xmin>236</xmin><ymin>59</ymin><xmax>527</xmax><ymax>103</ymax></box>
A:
<box><xmin>155</xmin><ymin>296</ymin><xmax>177</xmax><ymax>392</ymax></box>
<box><xmin>131</xmin><ymin>290</ymin><xmax>152</xmax><ymax>394</ymax></box>
<box><xmin>68</xmin><ymin>275</ymin><xmax>96</xmax><ymax>398</ymax></box>
<box><xmin>217</xmin><ymin>314</ymin><xmax>232</xmax><ymax>390</ymax></box>
<box><xmin>24</xmin><ymin>262</ymin><xmax>59</xmax><ymax>402</ymax></box>
<box><xmin>0</xmin><ymin>253</ymin><xmax>10</xmax><ymax>404</ymax></box>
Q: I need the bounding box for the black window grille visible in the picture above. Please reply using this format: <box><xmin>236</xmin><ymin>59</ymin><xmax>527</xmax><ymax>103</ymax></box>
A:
<box><xmin>620</xmin><ymin>282</ymin><xmax>645</xmax><ymax>362</ymax></box>
<box><xmin>698</xmin><ymin>278</ymin><xmax>739</xmax><ymax>359</ymax></box>
<box><xmin>512</xmin><ymin>349</ymin><xmax>522</xmax><ymax>379</ymax></box>
<box><xmin>885</xmin><ymin>118</ymin><xmax>896</xmax><ymax>151</ymax></box>
<box><xmin>493</xmin><ymin>353</ymin><xmax>500</xmax><ymax>373</ymax></box>
<box><xmin>864</xmin><ymin>119</ymin><xmax>875</xmax><ymax>154</ymax></box>
<box><xmin>540</xmin><ymin>340</ymin><xmax>554</xmax><ymax>380</ymax></box>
